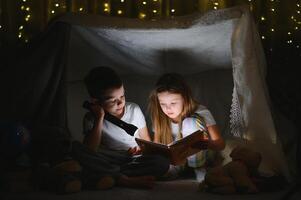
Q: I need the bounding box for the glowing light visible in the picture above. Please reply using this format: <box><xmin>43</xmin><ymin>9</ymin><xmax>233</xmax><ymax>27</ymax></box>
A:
<box><xmin>288</xmin><ymin>32</ymin><xmax>291</xmax><ymax>35</ymax></box>
<box><xmin>153</xmin><ymin>0</ymin><xmax>158</xmax><ymax>2</ymax></box>
<box><xmin>25</xmin><ymin>39</ymin><xmax>28</xmax><ymax>43</ymax></box>
<box><xmin>297</xmin><ymin>4</ymin><xmax>300</xmax><ymax>7</ymax></box>
<box><xmin>51</xmin><ymin>10</ymin><xmax>55</xmax><ymax>14</ymax></box>
<box><xmin>261</xmin><ymin>16</ymin><xmax>266</xmax><ymax>21</ymax></box>
<box><xmin>139</xmin><ymin>13</ymin><xmax>146</xmax><ymax>19</ymax></box>
<box><xmin>271</xmin><ymin>8</ymin><xmax>275</xmax><ymax>12</ymax></box>
<box><xmin>153</xmin><ymin>10</ymin><xmax>157</xmax><ymax>13</ymax></box>
<box><xmin>261</xmin><ymin>36</ymin><xmax>265</xmax><ymax>39</ymax></box>
<box><xmin>297</xmin><ymin>11</ymin><xmax>300</xmax><ymax>14</ymax></box>
<box><xmin>287</xmin><ymin>40</ymin><xmax>293</xmax><ymax>44</ymax></box>
<box><xmin>214</xmin><ymin>2</ymin><xmax>219</xmax><ymax>6</ymax></box>
<box><xmin>23</xmin><ymin>0</ymin><xmax>26</xmax><ymax>2</ymax></box>
<box><xmin>55</xmin><ymin>3</ymin><xmax>59</xmax><ymax>7</ymax></box>
<box><xmin>120</xmin><ymin>0</ymin><xmax>125</xmax><ymax>2</ymax></box>
<box><xmin>21</xmin><ymin>6</ymin><xmax>25</xmax><ymax>10</ymax></box>
<box><xmin>79</xmin><ymin>7</ymin><xmax>83</xmax><ymax>12</ymax></box>
<box><xmin>19</xmin><ymin>25</ymin><xmax>24</xmax><ymax>30</ymax></box>
<box><xmin>171</xmin><ymin>9</ymin><xmax>175</xmax><ymax>13</ymax></box>
<box><xmin>25</xmin><ymin>7</ymin><xmax>30</xmax><ymax>11</ymax></box>
<box><xmin>271</xmin><ymin>28</ymin><xmax>274</xmax><ymax>32</ymax></box>
<box><xmin>143</xmin><ymin>1</ymin><xmax>147</xmax><ymax>5</ymax></box>
<box><xmin>297</xmin><ymin>45</ymin><xmax>300</xmax><ymax>48</ymax></box>
<box><xmin>18</xmin><ymin>33</ymin><xmax>22</xmax><ymax>38</ymax></box>
<box><xmin>104</xmin><ymin>8</ymin><xmax>109</xmax><ymax>12</ymax></box>
<box><xmin>0</xmin><ymin>25</ymin><xmax>2</xmax><ymax>29</ymax></box>
<box><xmin>291</xmin><ymin>16</ymin><xmax>295</xmax><ymax>19</ymax></box>
<box><xmin>117</xmin><ymin>10</ymin><xmax>123</xmax><ymax>14</ymax></box>
<box><xmin>295</xmin><ymin>27</ymin><xmax>299</xmax><ymax>30</ymax></box>
<box><xmin>104</xmin><ymin>3</ymin><xmax>109</xmax><ymax>7</ymax></box>
<box><xmin>213</xmin><ymin>6</ymin><xmax>217</xmax><ymax>10</ymax></box>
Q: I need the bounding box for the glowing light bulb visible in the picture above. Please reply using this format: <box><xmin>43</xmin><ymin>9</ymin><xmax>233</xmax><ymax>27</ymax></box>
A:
<box><xmin>143</xmin><ymin>1</ymin><xmax>147</xmax><ymax>5</ymax></box>
<box><xmin>121</xmin><ymin>0</ymin><xmax>125</xmax><ymax>2</ymax></box>
<box><xmin>19</xmin><ymin>25</ymin><xmax>24</xmax><ymax>30</ymax></box>
<box><xmin>153</xmin><ymin>10</ymin><xmax>157</xmax><ymax>13</ymax></box>
<box><xmin>25</xmin><ymin>7</ymin><xmax>30</xmax><ymax>11</ymax></box>
<box><xmin>104</xmin><ymin>3</ymin><xmax>109</xmax><ymax>7</ymax></box>
<box><xmin>171</xmin><ymin>9</ymin><xmax>175</xmax><ymax>13</ymax></box>
<box><xmin>21</xmin><ymin>6</ymin><xmax>25</xmax><ymax>10</ymax></box>
<box><xmin>104</xmin><ymin>8</ymin><xmax>109</xmax><ymax>12</ymax></box>
<box><xmin>55</xmin><ymin>3</ymin><xmax>59</xmax><ymax>7</ymax></box>
<box><xmin>261</xmin><ymin>16</ymin><xmax>266</xmax><ymax>21</ymax></box>
<box><xmin>79</xmin><ymin>7</ymin><xmax>83</xmax><ymax>12</ymax></box>
<box><xmin>271</xmin><ymin>28</ymin><xmax>274</xmax><ymax>32</ymax></box>
<box><xmin>117</xmin><ymin>10</ymin><xmax>123</xmax><ymax>14</ymax></box>
<box><xmin>271</xmin><ymin>8</ymin><xmax>275</xmax><ymax>12</ymax></box>
<box><xmin>261</xmin><ymin>36</ymin><xmax>265</xmax><ymax>39</ymax></box>
<box><xmin>288</xmin><ymin>32</ymin><xmax>291</xmax><ymax>35</ymax></box>
<box><xmin>213</xmin><ymin>6</ymin><xmax>217</xmax><ymax>10</ymax></box>
<box><xmin>139</xmin><ymin>13</ymin><xmax>146</xmax><ymax>19</ymax></box>
<box><xmin>214</xmin><ymin>2</ymin><xmax>219</xmax><ymax>6</ymax></box>
<box><xmin>51</xmin><ymin>10</ymin><xmax>55</xmax><ymax>14</ymax></box>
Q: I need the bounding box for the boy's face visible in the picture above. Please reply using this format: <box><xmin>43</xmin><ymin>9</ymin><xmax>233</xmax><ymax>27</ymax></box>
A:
<box><xmin>101</xmin><ymin>85</ymin><xmax>126</xmax><ymax>118</ymax></box>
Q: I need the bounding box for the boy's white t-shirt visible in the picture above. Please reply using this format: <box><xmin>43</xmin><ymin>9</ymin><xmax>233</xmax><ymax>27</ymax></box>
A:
<box><xmin>83</xmin><ymin>102</ymin><xmax>146</xmax><ymax>150</ymax></box>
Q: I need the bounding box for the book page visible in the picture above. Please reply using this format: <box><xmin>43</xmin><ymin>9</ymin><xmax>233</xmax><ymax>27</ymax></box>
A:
<box><xmin>135</xmin><ymin>138</ymin><xmax>171</xmax><ymax>157</ymax></box>
<box><xmin>168</xmin><ymin>130</ymin><xmax>209</xmax><ymax>165</ymax></box>
<box><xmin>135</xmin><ymin>130</ymin><xmax>208</xmax><ymax>165</ymax></box>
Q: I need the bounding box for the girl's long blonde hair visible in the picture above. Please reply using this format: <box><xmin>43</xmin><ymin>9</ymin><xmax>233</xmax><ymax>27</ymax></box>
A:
<box><xmin>149</xmin><ymin>73</ymin><xmax>198</xmax><ymax>145</ymax></box>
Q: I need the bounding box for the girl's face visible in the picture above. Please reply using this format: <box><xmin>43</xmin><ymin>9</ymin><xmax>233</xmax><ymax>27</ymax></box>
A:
<box><xmin>157</xmin><ymin>91</ymin><xmax>184</xmax><ymax>123</ymax></box>
<box><xmin>100</xmin><ymin>85</ymin><xmax>126</xmax><ymax>118</ymax></box>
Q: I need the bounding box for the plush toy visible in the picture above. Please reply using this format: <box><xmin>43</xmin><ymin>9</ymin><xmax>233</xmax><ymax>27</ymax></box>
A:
<box><xmin>199</xmin><ymin>146</ymin><xmax>262</xmax><ymax>194</ymax></box>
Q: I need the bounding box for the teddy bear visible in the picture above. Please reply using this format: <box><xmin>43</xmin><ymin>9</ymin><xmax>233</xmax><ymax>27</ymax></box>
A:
<box><xmin>199</xmin><ymin>145</ymin><xmax>262</xmax><ymax>194</ymax></box>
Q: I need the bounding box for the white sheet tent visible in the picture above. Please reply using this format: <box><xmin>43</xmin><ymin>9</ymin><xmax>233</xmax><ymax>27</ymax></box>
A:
<box><xmin>1</xmin><ymin>5</ymin><xmax>297</xmax><ymax>191</ymax></box>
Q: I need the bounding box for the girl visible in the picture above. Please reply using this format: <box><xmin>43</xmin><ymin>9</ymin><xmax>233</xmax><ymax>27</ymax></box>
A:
<box><xmin>149</xmin><ymin>73</ymin><xmax>225</xmax><ymax>181</ymax></box>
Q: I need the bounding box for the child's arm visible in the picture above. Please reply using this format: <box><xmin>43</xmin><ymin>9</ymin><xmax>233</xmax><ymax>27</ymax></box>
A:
<box><xmin>138</xmin><ymin>126</ymin><xmax>151</xmax><ymax>141</ymax></box>
<box><xmin>207</xmin><ymin>125</ymin><xmax>225</xmax><ymax>151</ymax></box>
<box><xmin>128</xmin><ymin>126</ymin><xmax>151</xmax><ymax>155</ymax></box>
<box><xmin>83</xmin><ymin>104</ymin><xmax>105</xmax><ymax>152</ymax></box>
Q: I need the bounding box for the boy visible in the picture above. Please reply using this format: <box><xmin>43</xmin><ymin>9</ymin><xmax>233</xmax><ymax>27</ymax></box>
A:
<box><xmin>72</xmin><ymin>66</ymin><xmax>169</xmax><ymax>189</ymax></box>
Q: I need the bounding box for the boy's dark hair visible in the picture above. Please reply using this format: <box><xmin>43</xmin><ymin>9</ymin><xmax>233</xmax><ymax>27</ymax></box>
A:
<box><xmin>84</xmin><ymin>66</ymin><xmax>122</xmax><ymax>100</ymax></box>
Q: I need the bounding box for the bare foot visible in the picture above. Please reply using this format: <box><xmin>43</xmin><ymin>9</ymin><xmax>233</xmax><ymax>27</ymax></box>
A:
<box><xmin>117</xmin><ymin>175</ymin><xmax>155</xmax><ymax>189</ymax></box>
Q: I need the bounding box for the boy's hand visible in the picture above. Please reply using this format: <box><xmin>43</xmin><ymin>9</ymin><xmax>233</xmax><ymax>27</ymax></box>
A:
<box><xmin>90</xmin><ymin>103</ymin><xmax>105</xmax><ymax>120</ymax></box>
<box><xmin>128</xmin><ymin>146</ymin><xmax>142</xmax><ymax>155</ymax></box>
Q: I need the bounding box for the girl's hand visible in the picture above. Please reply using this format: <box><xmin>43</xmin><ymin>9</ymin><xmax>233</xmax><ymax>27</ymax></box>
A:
<box><xmin>128</xmin><ymin>146</ymin><xmax>142</xmax><ymax>155</ymax></box>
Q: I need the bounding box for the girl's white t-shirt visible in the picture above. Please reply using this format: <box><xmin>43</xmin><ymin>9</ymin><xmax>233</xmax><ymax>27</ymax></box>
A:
<box><xmin>171</xmin><ymin>105</ymin><xmax>216</xmax><ymax>140</ymax></box>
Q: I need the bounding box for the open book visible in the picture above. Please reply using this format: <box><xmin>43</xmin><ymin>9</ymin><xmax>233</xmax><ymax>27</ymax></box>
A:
<box><xmin>135</xmin><ymin>130</ymin><xmax>209</xmax><ymax>165</ymax></box>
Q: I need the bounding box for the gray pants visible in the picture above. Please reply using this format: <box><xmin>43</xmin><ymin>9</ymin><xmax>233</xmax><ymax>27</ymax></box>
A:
<box><xmin>71</xmin><ymin>141</ymin><xmax>170</xmax><ymax>184</ymax></box>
